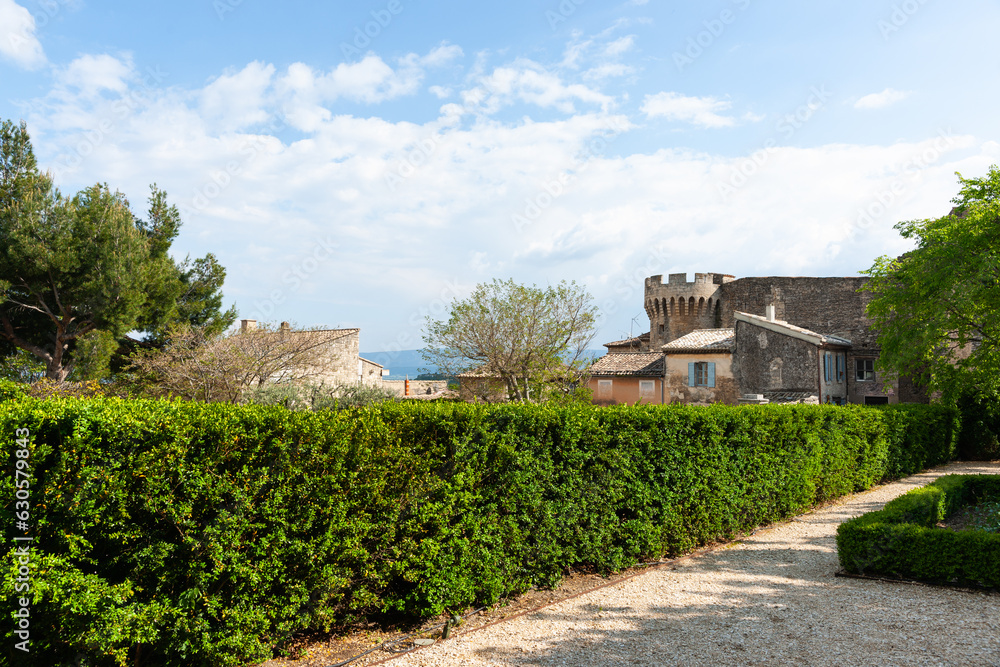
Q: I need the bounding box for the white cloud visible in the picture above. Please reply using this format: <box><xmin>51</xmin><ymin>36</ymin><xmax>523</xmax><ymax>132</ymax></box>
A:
<box><xmin>854</xmin><ymin>88</ymin><xmax>911</xmax><ymax>110</ymax></box>
<box><xmin>583</xmin><ymin>63</ymin><xmax>634</xmax><ymax>81</ymax></box>
<box><xmin>641</xmin><ymin>92</ymin><xmax>736</xmax><ymax>128</ymax></box>
<box><xmin>57</xmin><ymin>54</ymin><xmax>134</xmax><ymax>96</ymax></box>
<box><xmin>461</xmin><ymin>60</ymin><xmax>613</xmax><ymax>115</ymax></box>
<box><xmin>200</xmin><ymin>61</ymin><xmax>275</xmax><ymax>131</ymax></box>
<box><xmin>605</xmin><ymin>36</ymin><xmax>635</xmax><ymax>57</ymax></box>
<box><xmin>19</xmin><ymin>52</ymin><xmax>992</xmax><ymax>350</ymax></box>
<box><xmin>0</xmin><ymin>0</ymin><xmax>45</xmax><ymax>69</ymax></box>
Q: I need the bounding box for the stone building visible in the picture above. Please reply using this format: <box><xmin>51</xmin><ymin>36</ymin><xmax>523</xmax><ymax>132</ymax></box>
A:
<box><xmin>662</xmin><ymin>329</ymin><xmax>737</xmax><ymax>406</ymax></box>
<box><xmin>590</xmin><ymin>272</ymin><xmax>925</xmax><ymax>406</ymax></box>
<box><xmin>239</xmin><ymin>319</ymin><xmax>386</xmax><ymax>389</ymax></box>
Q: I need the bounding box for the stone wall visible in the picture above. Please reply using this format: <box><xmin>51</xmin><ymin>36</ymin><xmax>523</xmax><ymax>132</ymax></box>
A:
<box><xmin>360</xmin><ymin>358</ymin><xmax>385</xmax><ymax>386</ymax></box>
<box><xmin>645</xmin><ymin>273</ymin><xmax>732</xmax><ymax>349</ymax></box>
<box><xmin>664</xmin><ymin>352</ymin><xmax>737</xmax><ymax>406</ymax></box>
<box><xmin>732</xmin><ymin>320</ymin><xmax>819</xmax><ymax>396</ymax></box>
<box><xmin>290</xmin><ymin>329</ymin><xmax>362</xmax><ymax>389</ymax></box>
<box><xmin>383</xmin><ymin>380</ymin><xmax>449</xmax><ymax>397</ymax></box>
<box><xmin>717</xmin><ymin>277</ymin><xmax>877</xmax><ymax>347</ymax></box>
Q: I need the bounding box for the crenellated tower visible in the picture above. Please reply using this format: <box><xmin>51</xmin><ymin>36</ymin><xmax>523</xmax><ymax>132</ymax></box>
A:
<box><xmin>644</xmin><ymin>272</ymin><xmax>735</xmax><ymax>349</ymax></box>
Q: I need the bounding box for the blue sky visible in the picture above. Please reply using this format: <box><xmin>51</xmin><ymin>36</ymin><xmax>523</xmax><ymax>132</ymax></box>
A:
<box><xmin>2</xmin><ymin>0</ymin><xmax>999</xmax><ymax>362</ymax></box>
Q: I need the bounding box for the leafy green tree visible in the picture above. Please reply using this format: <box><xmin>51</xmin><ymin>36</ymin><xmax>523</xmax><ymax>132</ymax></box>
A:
<box><xmin>864</xmin><ymin>165</ymin><xmax>1000</xmax><ymax>399</ymax></box>
<box><xmin>0</xmin><ymin>119</ymin><xmax>235</xmax><ymax>380</ymax></box>
<box><xmin>422</xmin><ymin>278</ymin><xmax>598</xmax><ymax>402</ymax></box>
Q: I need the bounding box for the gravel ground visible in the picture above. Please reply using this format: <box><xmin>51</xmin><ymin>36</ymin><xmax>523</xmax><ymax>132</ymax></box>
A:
<box><xmin>384</xmin><ymin>460</ymin><xmax>1000</xmax><ymax>667</ymax></box>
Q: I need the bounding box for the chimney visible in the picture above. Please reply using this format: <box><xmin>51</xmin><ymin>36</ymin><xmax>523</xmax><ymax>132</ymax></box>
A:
<box><xmin>241</xmin><ymin>319</ymin><xmax>257</xmax><ymax>332</ymax></box>
<box><xmin>765</xmin><ymin>304</ymin><xmax>776</xmax><ymax>322</ymax></box>
<box><xmin>280</xmin><ymin>321</ymin><xmax>291</xmax><ymax>332</ymax></box>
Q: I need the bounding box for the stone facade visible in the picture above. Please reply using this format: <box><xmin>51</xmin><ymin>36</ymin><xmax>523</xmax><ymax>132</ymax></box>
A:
<box><xmin>732</xmin><ymin>312</ymin><xmax>850</xmax><ymax>404</ymax></box>
<box><xmin>238</xmin><ymin>320</ymin><xmax>383</xmax><ymax>390</ymax></box>
<box><xmin>664</xmin><ymin>351</ymin><xmax>737</xmax><ymax>406</ymax></box>
<box><xmin>383</xmin><ymin>379</ymin><xmax>450</xmax><ymax>397</ymax></box>
<box><xmin>591</xmin><ymin>271</ymin><xmax>927</xmax><ymax>407</ymax></box>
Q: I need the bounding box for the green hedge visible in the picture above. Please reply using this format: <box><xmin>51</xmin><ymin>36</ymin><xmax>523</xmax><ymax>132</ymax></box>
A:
<box><xmin>956</xmin><ymin>389</ymin><xmax>1000</xmax><ymax>460</ymax></box>
<box><xmin>837</xmin><ymin>474</ymin><xmax>1000</xmax><ymax>587</ymax></box>
<box><xmin>1</xmin><ymin>399</ymin><xmax>958</xmax><ymax>666</ymax></box>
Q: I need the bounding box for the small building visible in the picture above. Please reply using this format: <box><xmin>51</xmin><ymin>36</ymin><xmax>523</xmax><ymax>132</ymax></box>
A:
<box><xmin>588</xmin><ymin>353</ymin><xmax>665</xmax><ymax>405</ymax></box>
<box><xmin>662</xmin><ymin>329</ymin><xmax>737</xmax><ymax>405</ymax></box>
<box><xmin>238</xmin><ymin>319</ymin><xmax>385</xmax><ymax>389</ymax></box>
<box><xmin>732</xmin><ymin>310</ymin><xmax>851</xmax><ymax>404</ymax></box>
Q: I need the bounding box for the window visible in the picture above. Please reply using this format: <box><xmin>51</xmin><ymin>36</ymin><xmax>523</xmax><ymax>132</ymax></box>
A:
<box><xmin>823</xmin><ymin>352</ymin><xmax>833</xmax><ymax>383</ymax></box>
<box><xmin>836</xmin><ymin>353</ymin><xmax>845</xmax><ymax>382</ymax></box>
<box><xmin>688</xmin><ymin>362</ymin><xmax>715</xmax><ymax>387</ymax></box>
<box><xmin>598</xmin><ymin>380</ymin><xmax>613</xmax><ymax>399</ymax></box>
<box><xmin>864</xmin><ymin>396</ymin><xmax>888</xmax><ymax>405</ymax></box>
<box><xmin>639</xmin><ymin>380</ymin><xmax>655</xmax><ymax>398</ymax></box>
<box><xmin>856</xmin><ymin>359</ymin><xmax>875</xmax><ymax>382</ymax></box>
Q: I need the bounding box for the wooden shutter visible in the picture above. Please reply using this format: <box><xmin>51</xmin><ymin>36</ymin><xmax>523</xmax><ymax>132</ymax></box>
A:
<box><xmin>708</xmin><ymin>362</ymin><xmax>716</xmax><ymax>388</ymax></box>
<box><xmin>688</xmin><ymin>362</ymin><xmax>695</xmax><ymax>387</ymax></box>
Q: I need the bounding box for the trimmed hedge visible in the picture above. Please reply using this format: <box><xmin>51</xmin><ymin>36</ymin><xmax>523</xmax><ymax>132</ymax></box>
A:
<box><xmin>1</xmin><ymin>399</ymin><xmax>958</xmax><ymax>666</ymax></box>
<box><xmin>956</xmin><ymin>389</ymin><xmax>1000</xmax><ymax>460</ymax></box>
<box><xmin>837</xmin><ymin>474</ymin><xmax>1000</xmax><ymax>588</ymax></box>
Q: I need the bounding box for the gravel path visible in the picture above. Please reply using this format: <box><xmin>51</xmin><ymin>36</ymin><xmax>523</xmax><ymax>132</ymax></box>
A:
<box><xmin>387</xmin><ymin>461</ymin><xmax>1000</xmax><ymax>666</ymax></box>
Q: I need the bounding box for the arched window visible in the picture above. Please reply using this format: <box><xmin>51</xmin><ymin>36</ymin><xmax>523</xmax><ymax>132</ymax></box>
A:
<box><xmin>688</xmin><ymin>297</ymin><xmax>696</xmax><ymax>315</ymax></box>
<box><xmin>698</xmin><ymin>297</ymin><xmax>705</xmax><ymax>315</ymax></box>
<box><xmin>670</xmin><ymin>297</ymin><xmax>676</xmax><ymax>315</ymax></box>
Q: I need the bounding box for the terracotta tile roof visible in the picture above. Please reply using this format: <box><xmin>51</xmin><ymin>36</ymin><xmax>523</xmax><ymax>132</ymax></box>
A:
<box><xmin>589</xmin><ymin>353</ymin><xmax>664</xmax><ymax>376</ymax></box>
<box><xmin>662</xmin><ymin>329</ymin><xmax>735</xmax><ymax>353</ymax></box>
<box><xmin>603</xmin><ymin>332</ymin><xmax>650</xmax><ymax>348</ymax></box>
<box><xmin>735</xmin><ymin>312</ymin><xmax>852</xmax><ymax>346</ymax></box>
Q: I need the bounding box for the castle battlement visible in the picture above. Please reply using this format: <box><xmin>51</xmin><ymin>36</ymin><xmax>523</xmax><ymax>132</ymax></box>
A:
<box><xmin>644</xmin><ymin>272</ymin><xmax>734</xmax><ymax>348</ymax></box>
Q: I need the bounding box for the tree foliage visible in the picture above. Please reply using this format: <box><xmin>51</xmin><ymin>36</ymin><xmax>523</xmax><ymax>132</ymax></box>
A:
<box><xmin>864</xmin><ymin>165</ymin><xmax>1000</xmax><ymax>399</ymax></box>
<box><xmin>422</xmin><ymin>278</ymin><xmax>598</xmax><ymax>402</ymax></box>
<box><xmin>126</xmin><ymin>323</ymin><xmax>357</xmax><ymax>403</ymax></box>
<box><xmin>0</xmin><ymin>119</ymin><xmax>235</xmax><ymax>380</ymax></box>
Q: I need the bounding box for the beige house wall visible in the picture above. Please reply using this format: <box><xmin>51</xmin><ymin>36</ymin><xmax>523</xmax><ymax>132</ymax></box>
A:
<box><xmin>665</xmin><ymin>352</ymin><xmax>737</xmax><ymax>406</ymax></box>
<box><xmin>589</xmin><ymin>377</ymin><xmax>663</xmax><ymax>406</ymax></box>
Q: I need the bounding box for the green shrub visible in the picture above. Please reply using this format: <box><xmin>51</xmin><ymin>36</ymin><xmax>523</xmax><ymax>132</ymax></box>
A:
<box><xmin>0</xmin><ymin>378</ymin><xmax>27</xmax><ymax>402</ymax></box>
<box><xmin>0</xmin><ymin>398</ymin><xmax>958</xmax><ymax>666</ymax></box>
<box><xmin>956</xmin><ymin>389</ymin><xmax>1000</xmax><ymax>460</ymax></box>
<box><xmin>837</xmin><ymin>474</ymin><xmax>1000</xmax><ymax>588</ymax></box>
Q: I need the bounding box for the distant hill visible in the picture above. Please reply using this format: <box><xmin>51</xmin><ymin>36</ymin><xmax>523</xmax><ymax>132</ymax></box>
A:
<box><xmin>361</xmin><ymin>349</ymin><xmax>606</xmax><ymax>381</ymax></box>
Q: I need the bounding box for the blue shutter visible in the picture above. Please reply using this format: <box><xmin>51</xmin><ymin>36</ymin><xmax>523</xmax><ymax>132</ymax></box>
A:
<box><xmin>688</xmin><ymin>362</ymin><xmax>695</xmax><ymax>387</ymax></box>
<box><xmin>824</xmin><ymin>353</ymin><xmax>831</xmax><ymax>383</ymax></box>
<box><xmin>708</xmin><ymin>362</ymin><xmax>716</xmax><ymax>388</ymax></box>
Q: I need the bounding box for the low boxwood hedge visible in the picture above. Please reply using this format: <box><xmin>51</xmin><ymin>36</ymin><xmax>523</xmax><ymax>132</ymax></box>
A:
<box><xmin>1</xmin><ymin>398</ymin><xmax>958</xmax><ymax>666</ymax></box>
<box><xmin>837</xmin><ymin>474</ymin><xmax>1000</xmax><ymax>588</ymax></box>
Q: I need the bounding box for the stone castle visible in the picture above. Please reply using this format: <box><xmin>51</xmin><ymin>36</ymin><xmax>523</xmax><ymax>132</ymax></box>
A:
<box><xmin>589</xmin><ymin>272</ymin><xmax>926</xmax><ymax>406</ymax></box>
